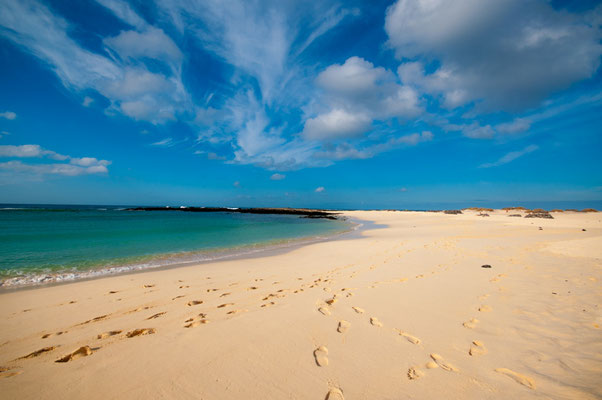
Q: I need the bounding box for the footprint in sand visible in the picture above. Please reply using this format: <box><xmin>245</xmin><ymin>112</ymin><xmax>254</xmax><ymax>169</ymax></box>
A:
<box><xmin>494</xmin><ymin>368</ymin><xmax>536</xmax><ymax>389</ymax></box>
<box><xmin>76</xmin><ymin>314</ymin><xmax>109</xmax><ymax>326</ymax></box>
<box><xmin>352</xmin><ymin>306</ymin><xmax>364</xmax><ymax>314</ymax></box>
<box><xmin>184</xmin><ymin>319</ymin><xmax>209</xmax><ymax>328</ymax></box>
<box><xmin>407</xmin><ymin>366</ymin><xmax>425</xmax><ymax>380</ymax></box>
<box><xmin>220</xmin><ymin>293</ymin><xmax>231</xmax><ymax>297</ymax></box>
<box><xmin>126</xmin><ymin>328</ymin><xmax>156</xmax><ymax>338</ymax></box>
<box><xmin>227</xmin><ymin>309</ymin><xmax>247</xmax><ymax>315</ymax></box>
<box><xmin>217</xmin><ymin>303</ymin><xmax>234</xmax><ymax>308</ymax></box>
<box><xmin>325</xmin><ymin>296</ymin><xmax>338</xmax><ymax>306</ymax></box>
<box><xmin>313</xmin><ymin>346</ymin><xmax>329</xmax><ymax>366</ymax></box>
<box><xmin>146</xmin><ymin>312</ymin><xmax>166</xmax><ymax>320</ymax></box>
<box><xmin>337</xmin><ymin>320</ymin><xmax>350</xmax><ymax>333</ymax></box>
<box><xmin>187</xmin><ymin>300</ymin><xmax>203</xmax><ymax>306</ymax></box>
<box><xmin>261</xmin><ymin>302</ymin><xmax>275</xmax><ymax>308</ymax></box>
<box><xmin>247</xmin><ymin>286</ymin><xmax>258</xmax><ymax>290</ymax></box>
<box><xmin>143</xmin><ymin>284</ymin><xmax>155</xmax><ymax>288</ymax></box>
<box><xmin>172</xmin><ymin>295</ymin><xmax>185</xmax><ymax>300</ymax></box>
<box><xmin>430</xmin><ymin>354</ymin><xmax>458</xmax><ymax>372</ymax></box>
<box><xmin>207</xmin><ymin>288</ymin><xmax>219</xmax><ymax>292</ymax></box>
<box><xmin>318</xmin><ymin>307</ymin><xmax>331</xmax><ymax>316</ymax></box>
<box><xmin>179</xmin><ymin>285</ymin><xmax>190</xmax><ymax>289</ymax></box>
<box><xmin>370</xmin><ymin>317</ymin><xmax>383</xmax><ymax>327</ymax></box>
<box><xmin>325</xmin><ymin>387</ymin><xmax>344</xmax><ymax>399</ymax></box>
<box><xmin>18</xmin><ymin>346</ymin><xmax>56</xmax><ymax>359</ymax></box>
<box><xmin>469</xmin><ymin>340</ymin><xmax>487</xmax><ymax>356</ymax></box>
<box><xmin>42</xmin><ymin>331</ymin><xmax>67</xmax><ymax>339</ymax></box>
<box><xmin>55</xmin><ymin>346</ymin><xmax>93</xmax><ymax>363</ymax></box>
<box><xmin>478</xmin><ymin>305</ymin><xmax>492</xmax><ymax>312</ymax></box>
<box><xmin>396</xmin><ymin>330</ymin><xmax>421</xmax><ymax>344</ymax></box>
<box><xmin>97</xmin><ymin>330</ymin><xmax>122</xmax><ymax>339</ymax></box>
<box><xmin>0</xmin><ymin>367</ymin><xmax>23</xmax><ymax>378</ymax></box>
<box><xmin>463</xmin><ymin>318</ymin><xmax>479</xmax><ymax>329</ymax></box>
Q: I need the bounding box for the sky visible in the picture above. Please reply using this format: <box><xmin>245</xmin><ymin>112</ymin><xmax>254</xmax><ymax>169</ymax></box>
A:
<box><xmin>0</xmin><ymin>0</ymin><xmax>601</xmax><ymax>209</ymax></box>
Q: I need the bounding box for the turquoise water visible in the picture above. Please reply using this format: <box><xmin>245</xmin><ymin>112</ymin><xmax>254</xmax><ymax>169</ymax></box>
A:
<box><xmin>0</xmin><ymin>205</ymin><xmax>351</xmax><ymax>287</ymax></box>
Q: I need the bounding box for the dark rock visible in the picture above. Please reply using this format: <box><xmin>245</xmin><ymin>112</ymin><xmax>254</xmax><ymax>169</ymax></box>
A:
<box><xmin>582</xmin><ymin>229</ymin><xmax>587</xmax><ymax>231</ymax></box>
<box><xmin>508</xmin><ymin>214</ymin><xmax>522</xmax><ymax>217</ymax></box>
<box><xmin>525</xmin><ymin>212</ymin><xmax>554</xmax><ymax>219</ymax></box>
<box><xmin>481</xmin><ymin>264</ymin><xmax>492</xmax><ymax>268</ymax></box>
<box><xmin>124</xmin><ymin>207</ymin><xmax>340</xmax><ymax>220</ymax></box>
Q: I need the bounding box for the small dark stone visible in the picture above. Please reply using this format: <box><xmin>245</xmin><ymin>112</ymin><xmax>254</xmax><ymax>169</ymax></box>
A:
<box><xmin>481</xmin><ymin>264</ymin><xmax>492</xmax><ymax>269</ymax></box>
<box><xmin>552</xmin><ymin>292</ymin><xmax>557</xmax><ymax>295</ymax></box>
<box><xmin>538</xmin><ymin>227</ymin><xmax>543</xmax><ymax>230</ymax></box>
<box><xmin>582</xmin><ymin>229</ymin><xmax>587</xmax><ymax>231</ymax></box>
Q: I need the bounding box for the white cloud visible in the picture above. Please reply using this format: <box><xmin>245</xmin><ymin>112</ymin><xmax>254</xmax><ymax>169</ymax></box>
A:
<box><xmin>314</xmin><ymin>131</ymin><xmax>433</xmax><ymax>160</ymax></box>
<box><xmin>495</xmin><ymin>118</ymin><xmax>531</xmax><ymax>135</ymax></box>
<box><xmin>0</xmin><ymin>0</ymin><xmax>189</xmax><ymax>124</ymax></box>
<box><xmin>0</xmin><ymin>144</ymin><xmax>110</xmax><ymax>177</ymax></box>
<box><xmin>303</xmin><ymin>109</ymin><xmax>372</xmax><ymax>141</ymax></box>
<box><xmin>315</xmin><ymin>57</ymin><xmax>422</xmax><ymax>120</ymax></box>
<box><xmin>270</xmin><ymin>173</ymin><xmax>285</xmax><ymax>180</ymax></box>
<box><xmin>104</xmin><ymin>27</ymin><xmax>183</xmax><ymax>67</ymax></box>
<box><xmin>0</xmin><ymin>111</ymin><xmax>17</xmax><ymax>120</ymax></box>
<box><xmin>461</xmin><ymin>123</ymin><xmax>495</xmax><ymax>139</ymax></box>
<box><xmin>151</xmin><ymin>138</ymin><xmax>174</xmax><ymax>147</ymax></box>
<box><xmin>0</xmin><ymin>161</ymin><xmax>108</xmax><ymax>176</ymax></box>
<box><xmin>480</xmin><ymin>145</ymin><xmax>539</xmax><ymax>168</ymax></box>
<box><xmin>94</xmin><ymin>0</ymin><xmax>147</xmax><ymax>29</ymax></box>
<box><xmin>233</xmin><ymin>181</ymin><xmax>240</xmax><ymax>187</ymax></box>
<box><xmin>82</xmin><ymin>96</ymin><xmax>94</xmax><ymax>107</ymax></box>
<box><xmin>315</xmin><ymin>186</ymin><xmax>325</xmax><ymax>192</ymax></box>
<box><xmin>387</xmin><ymin>0</ymin><xmax>602</xmax><ymax>110</ymax></box>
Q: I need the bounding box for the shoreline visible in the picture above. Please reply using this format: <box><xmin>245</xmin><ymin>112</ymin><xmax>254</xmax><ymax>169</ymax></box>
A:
<box><xmin>0</xmin><ymin>217</ymin><xmax>364</xmax><ymax>292</ymax></box>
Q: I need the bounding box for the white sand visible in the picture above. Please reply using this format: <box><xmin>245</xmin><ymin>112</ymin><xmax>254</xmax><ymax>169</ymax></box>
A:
<box><xmin>0</xmin><ymin>210</ymin><xmax>601</xmax><ymax>399</ymax></box>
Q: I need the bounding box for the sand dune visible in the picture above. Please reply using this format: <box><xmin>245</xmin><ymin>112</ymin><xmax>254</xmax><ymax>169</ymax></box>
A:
<box><xmin>0</xmin><ymin>210</ymin><xmax>600</xmax><ymax>399</ymax></box>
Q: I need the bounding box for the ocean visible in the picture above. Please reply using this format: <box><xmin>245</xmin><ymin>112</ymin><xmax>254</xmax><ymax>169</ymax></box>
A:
<box><xmin>0</xmin><ymin>204</ymin><xmax>353</xmax><ymax>288</ymax></box>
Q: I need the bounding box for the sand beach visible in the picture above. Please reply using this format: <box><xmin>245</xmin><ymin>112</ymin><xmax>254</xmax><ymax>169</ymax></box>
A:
<box><xmin>0</xmin><ymin>209</ymin><xmax>601</xmax><ymax>399</ymax></box>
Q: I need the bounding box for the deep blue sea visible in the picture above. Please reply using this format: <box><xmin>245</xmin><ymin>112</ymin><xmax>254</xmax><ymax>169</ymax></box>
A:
<box><xmin>0</xmin><ymin>204</ymin><xmax>352</xmax><ymax>287</ymax></box>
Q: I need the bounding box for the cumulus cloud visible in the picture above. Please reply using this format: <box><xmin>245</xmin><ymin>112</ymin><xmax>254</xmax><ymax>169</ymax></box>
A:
<box><xmin>270</xmin><ymin>173</ymin><xmax>285</xmax><ymax>180</ymax></box>
<box><xmin>387</xmin><ymin>0</ymin><xmax>602</xmax><ymax>110</ymax></box>
<box><xmin>0</xmin><ymin>144</ymin><xmax>110</xmax><ymax>177</ymax></box>
<box><xmin>480</xmin><ymin>144</ymin><xmax>539</xmax><ymax>168</ymax></box>
<box><xmin>315</xmin><ymin>186</ymin><xmax>325</xmax><ymax>192</ymax></box>
<box><xmin>314</xmin><ymin>57</ymin><xmax>422</xmax><ymax>121</ymax></box>
<box><xmin>303</xmin><ymin>109</ymin><xmax>372</xmax><ymax>141</ymax></box>
<box><xmin>0</xmin><ymin>111</ymin><xmax>17</xmax><ymax>120</ymax></box>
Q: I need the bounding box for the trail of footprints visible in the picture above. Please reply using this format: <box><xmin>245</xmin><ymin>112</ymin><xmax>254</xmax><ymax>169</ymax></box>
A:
<box><xmin>310</xmin><ymin>262</ymin><xmax>535</xmax><ymax>395</ymax></box>
<box><xmin>3</xmin><ymin>260</ymin><xmax>536</xmax><ymax>393</ymax></box>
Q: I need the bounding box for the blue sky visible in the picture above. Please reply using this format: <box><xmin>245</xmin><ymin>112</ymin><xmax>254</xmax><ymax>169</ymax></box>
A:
<box><xmin>0</xmin><ymin>0</ymin><xmax>601</xmax><ymax>209</ymax></box>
